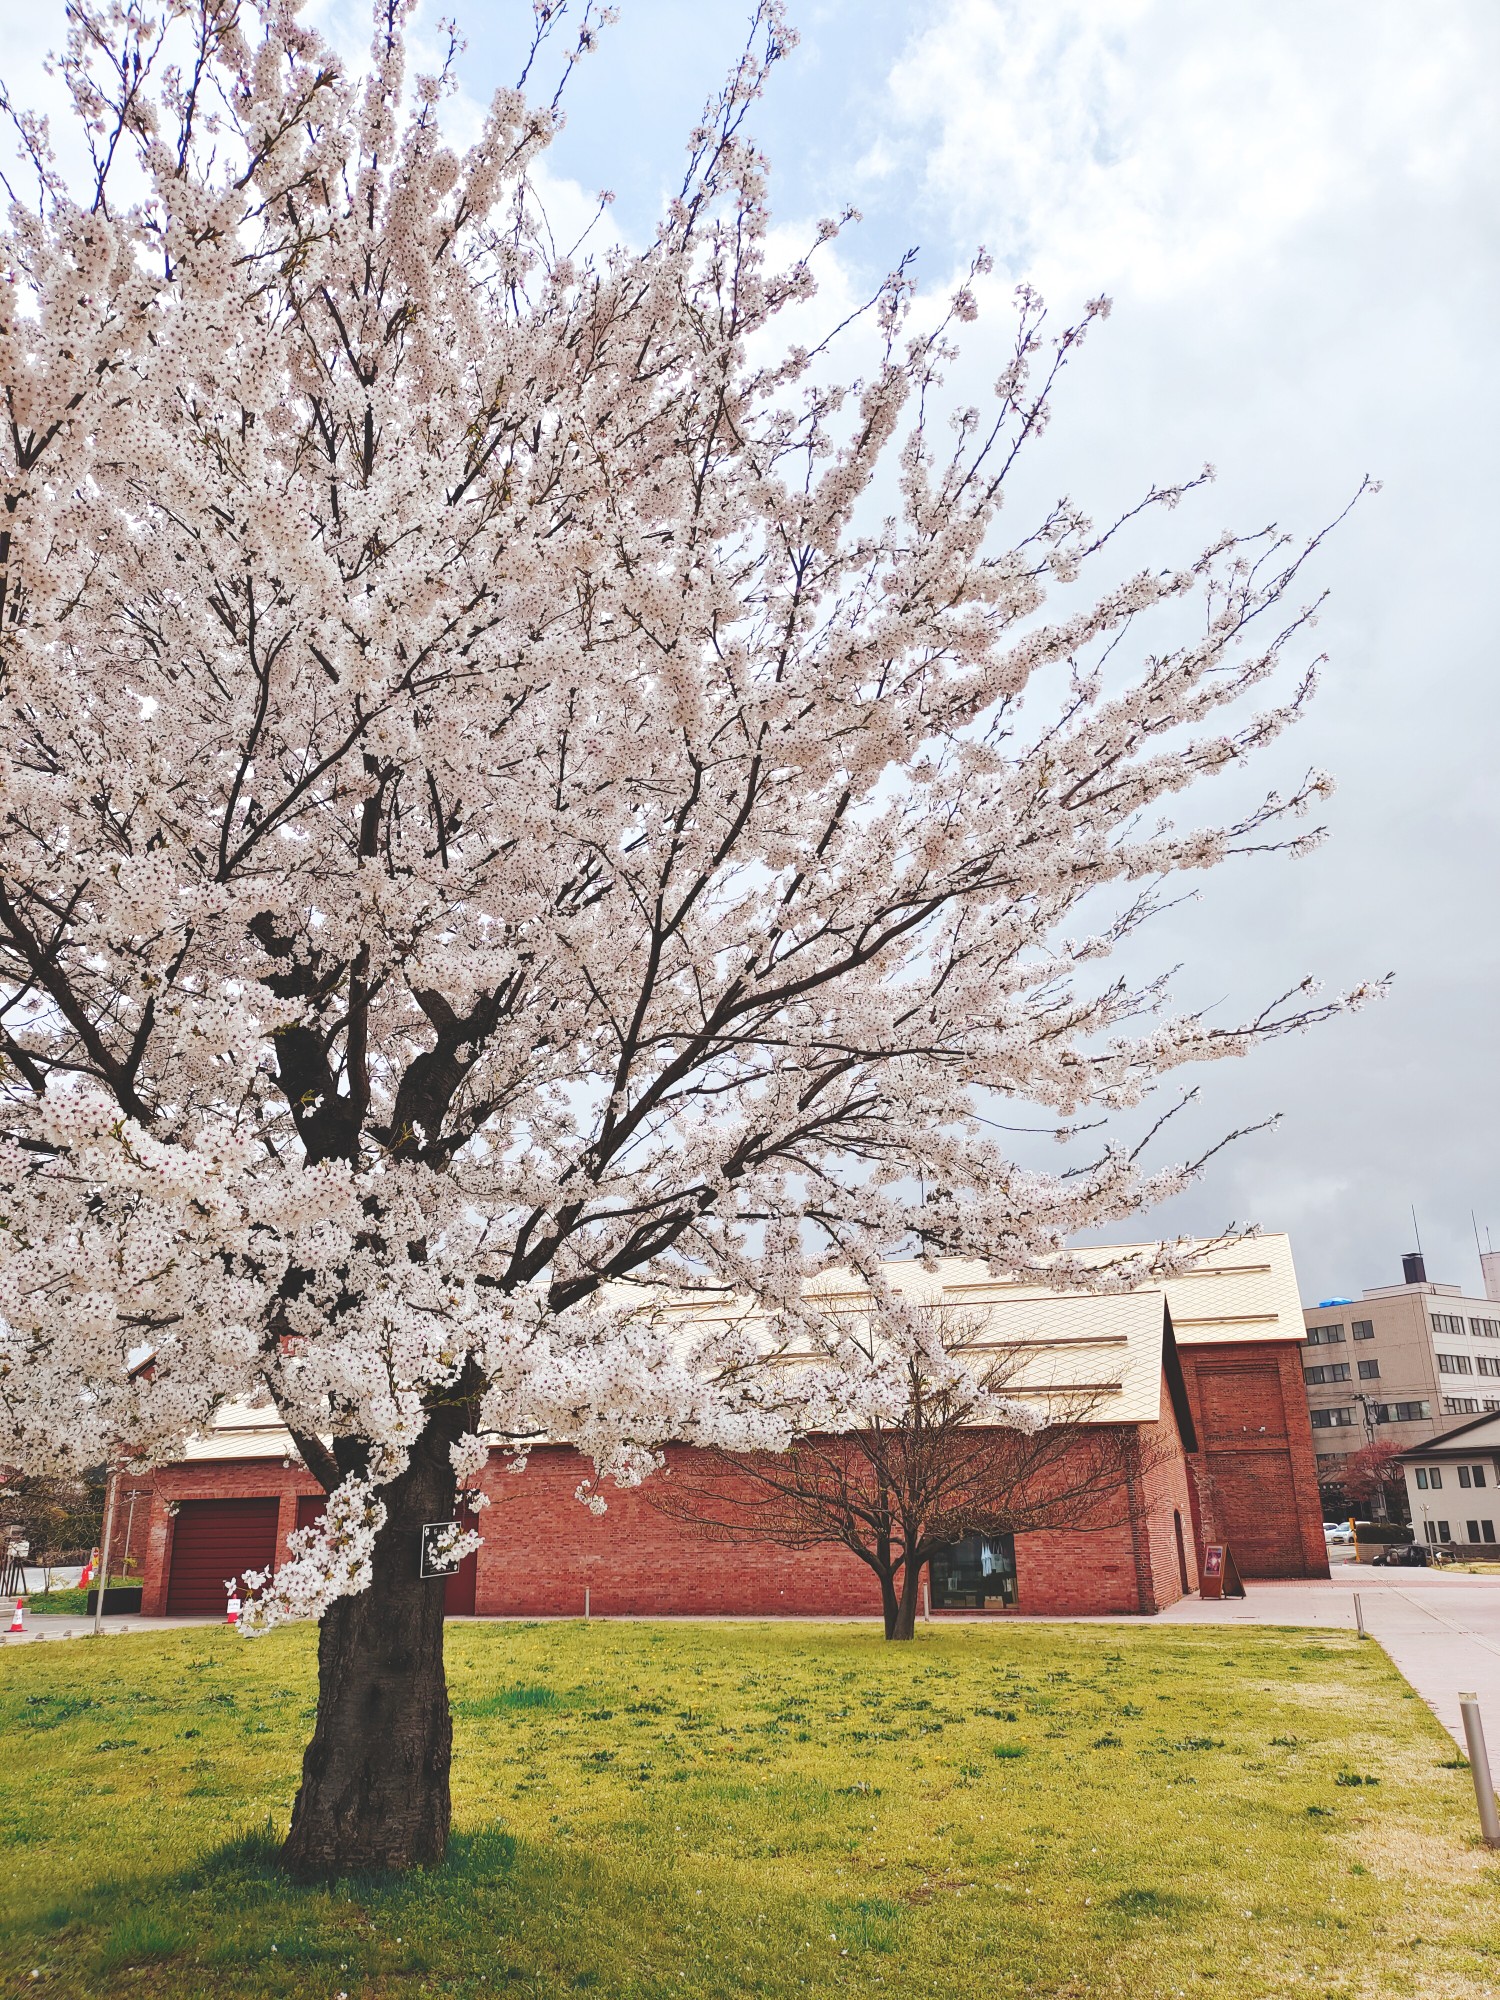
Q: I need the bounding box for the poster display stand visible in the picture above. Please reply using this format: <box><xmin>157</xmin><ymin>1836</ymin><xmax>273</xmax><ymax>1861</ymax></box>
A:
<box><xmin>1199</xmin><ymin>1544</ymin><xmax>1246</xmax><ymax>1600</ymax></box>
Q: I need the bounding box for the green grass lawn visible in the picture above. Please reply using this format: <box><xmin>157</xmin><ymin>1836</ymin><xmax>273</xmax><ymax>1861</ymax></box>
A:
<box><xmin>2</xmin><ymin>1620</ymin><xmax>1497</xmax><ymax>1998</ymax></box>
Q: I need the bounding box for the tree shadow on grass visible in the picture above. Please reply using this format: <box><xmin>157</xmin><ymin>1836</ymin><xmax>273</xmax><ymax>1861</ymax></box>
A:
<box><xmin>15</xmin><ymin>1818</ymin><xmax>887</xmax><ymax>1998</ymax></box>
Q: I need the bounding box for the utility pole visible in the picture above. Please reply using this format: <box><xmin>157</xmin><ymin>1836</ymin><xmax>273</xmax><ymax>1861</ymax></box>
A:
<box><xmin>91</xmin><ymin>1464</ymin><xmax>119</xmax><ymax>1637</ymax></box>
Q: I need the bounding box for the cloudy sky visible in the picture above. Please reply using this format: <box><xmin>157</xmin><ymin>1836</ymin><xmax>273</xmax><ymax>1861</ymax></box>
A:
<box><xmin>5</xmin><ymin>1</ymin><xmax>1497</xmax><ymax>1306</ymax></box>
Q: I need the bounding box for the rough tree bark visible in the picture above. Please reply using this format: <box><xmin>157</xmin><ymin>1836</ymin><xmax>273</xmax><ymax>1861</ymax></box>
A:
<box><xmin>281</xmin><ymin>1414</ymin><xmax>462</xmax><ymax>1880</ymax></box>
<box><xmin>890</xmin><ymin>1549</ymin><xmax>925</xmax><ymax>1642</ymax></box>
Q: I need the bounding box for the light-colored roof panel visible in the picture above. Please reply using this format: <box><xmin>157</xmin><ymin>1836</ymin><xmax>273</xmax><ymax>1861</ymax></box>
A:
<box><xmin>1397</xmin><ymin>1413</ymin><xmax>1500</xmax><ymax>1458</ymax></box>
<box><xmin>793</xmin><ymin>1264</ymin><xmax>1166</xmax><ymax>1423</ymax></box>
<box><xmin>880</xmin><ymin>1236</ymin><xmax>1305</xmax><ymax>1347</ymax></box>
<box><xmin>177</xmin><ymin>1237</ymin><xmax>1298</xmax><ymax>1464</ymax></box>
<box><xmin>180</xmin><ymin>1424</ymin><xmax>295</xmax><ymax>1463</ymax></box>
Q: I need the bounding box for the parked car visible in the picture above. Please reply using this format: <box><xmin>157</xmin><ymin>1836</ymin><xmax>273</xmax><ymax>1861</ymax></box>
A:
<box><xmin>1323</xmin><ymin>1523</ymin><xmax>1354</xmax><ymax>1544</ymax></box>
<box><xmin>1371</xmin><ymin>1542</ymin><xmax>1428</xmax><ymax>1568</ymax></box>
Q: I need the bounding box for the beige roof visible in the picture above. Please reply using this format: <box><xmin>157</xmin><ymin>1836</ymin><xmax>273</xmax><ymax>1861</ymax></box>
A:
<box><xmin>1396</xmin><ymin>1411</ymin><xmax>1500</xmax><ymax>1458</ymax></box>
<box><xmin>180</xmin><ymin>1401</ymin><xmax>297</xmax><ymax>1464</ymax></box>
<box><xmin>903</xmin><ymin>1280</ymin><xmax>1168</xmax><ymax>1421</ymax></box>
<box><xmin>1154</xmin><ymin>1234</ymin><xmax>1306</xmax><ymax>1346</ymax></box>
<box><xmin>897</xmin><ymin>1234</ymin><xmax>1306</xmax><ymax>1348</ymax></box>
<box><xmin>748</xmin><ymin>1260</ymin><xmax>1172</xmax><ymax>1424</ymax></box>
<box><xmin>180</xmin><ymin>1236</ymin><xmax>1296</xmax><ymax>1461</ymax></box>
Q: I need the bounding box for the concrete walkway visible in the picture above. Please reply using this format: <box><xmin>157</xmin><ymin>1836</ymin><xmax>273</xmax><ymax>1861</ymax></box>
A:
<box><xmin>3</xmin><ymin>1612</ymin><xmax>216</xmax><ymax>1643</ymax></box>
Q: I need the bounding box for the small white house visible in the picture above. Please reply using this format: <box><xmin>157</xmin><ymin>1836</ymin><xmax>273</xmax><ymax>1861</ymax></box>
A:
<box><xmin>1398</xmin><ymin>1410</ymin><xmax>1500</xmax><ymax>1550</ymax></box>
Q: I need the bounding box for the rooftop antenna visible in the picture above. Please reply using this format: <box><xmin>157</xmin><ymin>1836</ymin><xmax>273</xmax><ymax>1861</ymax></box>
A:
<box><xmin>1411</xmin><ymin>1205</ymin><xmax>1424</xmax><ymax>1259</ymax></box>
<box><xmin>1476</xmin><ymin>1210</ymin><xmax>1485</xmax><ymax>1264</ymax></box>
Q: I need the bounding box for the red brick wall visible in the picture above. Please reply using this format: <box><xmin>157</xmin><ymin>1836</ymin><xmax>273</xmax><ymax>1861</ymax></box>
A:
<box><xmin>1177</xmin><ymin>1340</ymin><xmax>1329</xmax><ymax>1579</ymax></box>
<box><xmin>138</xmin><ymin>1460</ymin><xmax>325</xmax><ymax>1616</ymax></box>
<box><xmin>132</xmin><ymin>1387</ymin><xmax>1208</xmax><ymax>1618</ymax></box>
<box><xmin>471</xmin><ymin>1406</ymin><xmax>1198</xmax><ymax>1620</ymax></box>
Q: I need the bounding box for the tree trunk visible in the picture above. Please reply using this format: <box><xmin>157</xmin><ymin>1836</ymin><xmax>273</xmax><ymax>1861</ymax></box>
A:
<box><xmin>878</xmin><ymin>1563</ymin><xmax>900</xmax><ymax>1641</ymax></box>
<box><xmin>281</xmin><ymin>1415</ymin><xmax>459</xmax><ymax>1880</ymax></box>
<box><xmin>889</xmin><ymin>1557</ymin><xmax>923</xmax><ymax>1641</ymax></box>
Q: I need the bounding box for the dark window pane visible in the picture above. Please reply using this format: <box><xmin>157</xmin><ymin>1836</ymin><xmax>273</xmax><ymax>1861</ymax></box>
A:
<box><xmin>929</xmin><ymin>1533</ymin><xmax>1017</xmax><ymax>1611</ymax></box>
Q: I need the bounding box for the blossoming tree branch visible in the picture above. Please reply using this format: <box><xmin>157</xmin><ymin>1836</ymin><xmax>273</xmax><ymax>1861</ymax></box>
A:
<box><xmin>0</xmin><ymin>0</ymin><xmax>1375</xmax><ymax>1876</ymax></box>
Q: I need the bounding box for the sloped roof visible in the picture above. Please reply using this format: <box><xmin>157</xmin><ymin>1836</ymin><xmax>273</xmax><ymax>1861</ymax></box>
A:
<box><xmin>905</xmin><ymin>1235</ymin><xmax>1306</xmax><ymax>1348</ymax></box>
<box><xmin>792</xmin><ymin>1262</ymin><xmax>1173</xmax><ymax>1424</ymax></box>
<box><xmin>1395</xmin><ymin>1410</ymin><xmax>1500</xmax><ymax>1457</ymax></box>
<box><xmin>179</xmin><ymin>1401</ymin><xmax>299</xmax><ymax>1463</ymax></box>
<box><xmin>178</xmin><ymin>1239</ymin><xmax>1276</xmax><ymax>1462</ymax></box>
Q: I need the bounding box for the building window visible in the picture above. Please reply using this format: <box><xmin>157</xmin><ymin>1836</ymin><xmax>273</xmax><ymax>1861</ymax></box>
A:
<box><xmin>1373</xmin><ymin>1400</ymin><xmax>1431</xmax><ymax>1423</ymax></box>
<box><xmin>1433</xmin><ymin>1313</ymin><xmax>1467</xmax><ymax>1337</ymax></box>
<box><xmin>1423</xmin><ymin>1520</ymin><xmax>1440</xmax><ymax>1544</ymax></box>
<box><xmin>1357</xmin><ymin>1359</ymin><xmax>1380</xmax><ymax>1380</ymax></box>
<box><xmin>1468</xmin><ymin>1521</ymin><xmax>1482</xmax><ymax>1544</ymax></box>
<box><xmin>1438</xmin><ymin>1520</ymin><xmax>1452</xmax><ymax>1542</ymax></box>
<box><xmin>929</xmin><ymin>1533</ymin><xmax>1017</xmax><ymax>1610</ymax></box>
<box><xmin>1437</xmin><ymin>1353</ymin><xmax>1473</xmax><ymax>1375</ymax></box>
<box><xmin>1473</xmin><ymin>1319</ymin><xmax>1500</xmax><ymax>1339</ymax></box>
<box><xmin>1471</xmin><ymin>1465</ymin><xmax>1487</xmax><ymax>1487</ymax></box>
<box><xmin>1459</xmin><ymin>1466</ymin><xmax>1473</xmax><ymax>1487</ymax></box>
<box><xmin>1484</xmin><ymin>1522</ymin><xmax>1497</xmax><ymax>1543</ymax></box>
<box><xmin>1310</xmin><ymin>1406</ymin><xmax>1355</xmax><ymax>1429</ymax></box>
<box><xmin>1306</xmin><ymin>1323</ymin><xmax>1345</xmax><ymax>1345</ymax></box>
<box><xmin>1352</xmin><ymin>1320</ymin><xmax>1375</xmax><ymax>1340</ymax></box>
<box><xmin>1416</xmin><ymin>1468</ymin><xmax>1431</xmax><ymax>1490</ymax></box>
<box><xmin>1478</xmin><ymin>1356</ymin><xmax>1500</xmax><ymax>1378</ymax></box>
<box><xmin>1443</xmin><ymin>1397</ymin><xmax>1481</xmax><ymax>1415</ymax></box>
<box><xmin>1305</xmin><ymin>1363</ymin><xmax>1351</xmax><ymax>1385</ymax></box>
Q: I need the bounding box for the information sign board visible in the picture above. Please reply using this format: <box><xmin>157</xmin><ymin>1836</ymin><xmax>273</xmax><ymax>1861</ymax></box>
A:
<box><xmin>1199</xmin><ymin>1543</ymin><xmax>1246</xmax><ymax>1600</ymax></box>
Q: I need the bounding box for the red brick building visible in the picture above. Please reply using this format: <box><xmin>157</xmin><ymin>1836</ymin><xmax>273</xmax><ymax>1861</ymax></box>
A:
<box><xmin>133</xmin><ymin>1238</ymin><xmax>1325</xmax><ymax>1620</ymax></box>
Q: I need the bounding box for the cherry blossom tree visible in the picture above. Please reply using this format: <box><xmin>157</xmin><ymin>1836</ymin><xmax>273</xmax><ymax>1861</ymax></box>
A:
<box><xmin>0</xmin><ymin>0</ymin><xmax>1375</xmax><ymax>1875</ymax></box>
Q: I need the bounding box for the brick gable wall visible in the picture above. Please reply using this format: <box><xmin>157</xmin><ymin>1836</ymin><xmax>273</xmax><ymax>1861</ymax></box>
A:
<box><xmin>1177</xmin><ymin>1340</ymin><xmax>1329</xmax><ymax>1579</ymax></box>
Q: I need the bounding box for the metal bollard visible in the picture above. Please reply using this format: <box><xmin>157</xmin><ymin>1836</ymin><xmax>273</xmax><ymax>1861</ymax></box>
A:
<box><xmin>1458</xmin><ymin>1693</ymin><xmax>1500</xmax><ymax>1848</ymax></box>
<box><xmin>1353</xmin><ymin>1592</ymin><xmax>1366</xmax><ymax>1639</ymax></box>
<box><xmin>584</xmin><ymin>1586</ymin><xmax>590</xmax><ymax>1621</ymax></box>
<box><xmin>922</xmin><ymin>1579</ymin><xmax>931</xmax><ymax>1623</ymax></box>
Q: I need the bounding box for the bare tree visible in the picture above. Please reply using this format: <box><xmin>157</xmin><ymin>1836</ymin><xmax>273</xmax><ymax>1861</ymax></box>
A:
<box><xmin>653</xmin><ymin>1308</ymin><xmax>1171</xmax><ymax>1638</ymax></box>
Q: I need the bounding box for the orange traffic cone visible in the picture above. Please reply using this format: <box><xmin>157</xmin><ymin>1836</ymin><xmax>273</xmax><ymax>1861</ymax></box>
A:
<box><xmin>8</xmin><ymin>1598</ymin><xmax>24</xmax><ymax>1634</ymax></box>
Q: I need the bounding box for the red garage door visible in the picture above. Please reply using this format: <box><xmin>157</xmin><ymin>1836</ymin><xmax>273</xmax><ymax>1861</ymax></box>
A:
<box><xmin>166</xmin><ymin>1498</ymin><xmax>280</xmax><ymax>1613</ymax></box>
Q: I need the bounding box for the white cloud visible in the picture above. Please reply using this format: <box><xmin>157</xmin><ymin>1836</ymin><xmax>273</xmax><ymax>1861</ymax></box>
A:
<box><xmin>857</xmin><ymin>0</ymin><xmax>1500</xmax><ymax>1299</ymax></box>
<box><xmin>876</xmin><ymin>0</ymin><xmax>1497</xmax><ymax>300</ymax></box>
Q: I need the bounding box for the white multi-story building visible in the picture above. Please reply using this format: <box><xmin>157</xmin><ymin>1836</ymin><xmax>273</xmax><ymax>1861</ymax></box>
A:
<box><xmin>1300</xmin><ymin>1253</ymin><xmax>1500</xmax><ymax>1494</ymax></box>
